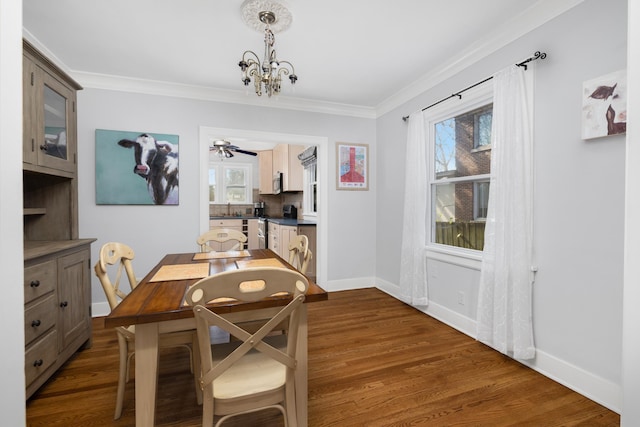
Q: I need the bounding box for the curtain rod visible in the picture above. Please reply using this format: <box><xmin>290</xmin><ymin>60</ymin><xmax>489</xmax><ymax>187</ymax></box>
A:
<box><xmin>401</xmin><ymin>51</ymin><xmax>547</xmax><ymax>122</ymax></box>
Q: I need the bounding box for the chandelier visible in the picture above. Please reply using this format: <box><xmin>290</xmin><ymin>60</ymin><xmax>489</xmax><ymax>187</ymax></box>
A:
<box><xmin>238</xmin><ymin>2</ymin><xmax>297</xmax><ymax>97</ymax></box>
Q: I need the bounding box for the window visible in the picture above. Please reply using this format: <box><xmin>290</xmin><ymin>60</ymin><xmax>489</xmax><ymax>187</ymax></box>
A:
<box><xmin>427</xmin><ymin>83</ymin><xmax>493</xmax><ymax>252</ymax></box>
<box><xmin>299</xmin><ymin>146</ymin><xmax>318</xmax><ymax>216</ymax></box>
<box><xmin>208</xmin><ymin>163</ymin><xmax>252</xmax><ymax>204</ymax></box>
<box><xmin>304</xmin><ymin>162</ymin><xmax>317</xmax><ymax>215</ymax></box>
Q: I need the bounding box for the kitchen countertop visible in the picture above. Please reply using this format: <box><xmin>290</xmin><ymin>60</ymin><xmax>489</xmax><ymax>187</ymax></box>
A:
<box><xmin>266</xmin><ymin>217</ymin><xmax>316</xmax><ymax>226</ymax></box>
<box><xmin>209</xmin><ymin>216</ymin><xmax>260</xmax><ymax>220</ymax></box>
<box><xmin>208</xmin><ymin>216</ymin><xmax>316</xmax><ymax>226</ymax></box>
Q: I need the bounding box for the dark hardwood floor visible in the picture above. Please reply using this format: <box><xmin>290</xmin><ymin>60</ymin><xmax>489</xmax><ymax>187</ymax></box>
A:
<box><xmin>26</xmin><ymin>288</ymin><xmax>619</xmax><ymax>426</ymax></box>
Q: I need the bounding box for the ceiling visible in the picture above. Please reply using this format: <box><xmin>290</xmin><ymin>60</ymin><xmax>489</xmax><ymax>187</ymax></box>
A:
<box><xmin>22</xmin><ymin>0</ymin><xmax>581</xmax><ymax>117</ymax></box>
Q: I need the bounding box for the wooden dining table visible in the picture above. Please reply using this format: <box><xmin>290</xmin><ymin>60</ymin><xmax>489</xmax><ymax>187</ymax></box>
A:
<box><xmin>104</xmin><ymin>248</ymin><xmax>328</xmax><ymax>427</ymax></box>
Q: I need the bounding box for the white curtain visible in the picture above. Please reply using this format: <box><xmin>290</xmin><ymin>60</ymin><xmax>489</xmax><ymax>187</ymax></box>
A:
<box><xmin>476</xmin><ymin>65</ymin><xmax>536</xmax><ymax>360</ymax></box>
<box><xmin>399</xmin><ymin>111</ymin><xmax>429</xmax><ymax>306</ymax></box>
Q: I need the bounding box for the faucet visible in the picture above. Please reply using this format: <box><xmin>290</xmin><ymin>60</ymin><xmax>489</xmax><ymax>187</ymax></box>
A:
<box><xmin>227</xmin><ymin>202</ymin><xmax>231</xmax><ymax>216</ymax></box>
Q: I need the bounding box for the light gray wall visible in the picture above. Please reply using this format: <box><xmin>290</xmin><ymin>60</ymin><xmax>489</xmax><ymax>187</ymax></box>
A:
<box><xmin>77</xmin><ymin>89</ymin><xmax>377</xmax><ymax>307</ymax></box>
<box><xmin>376</xmin><ymin>0</ymin><xmax>626</xmax><ymax>411</ymax></box>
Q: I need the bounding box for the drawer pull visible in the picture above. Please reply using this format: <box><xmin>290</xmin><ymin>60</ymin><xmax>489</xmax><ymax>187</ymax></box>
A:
<box><xmin>33</xmin><ymin>359</ymin><xmax>44</xmax><ymax>367</ymax></box>
<box><xmin>31</xmin><ymin>320</ymin><xmax>41</xmax><ymax>327</ymax></box>
<box><xmin>60</xmin><ymin>301</ymin><xmax>68</xmax><ymax>308</ymax></box>
<box><xmin>30</xmin><ymin>280</ymin><xmax>40</xmax><ymax>288</ymax></box>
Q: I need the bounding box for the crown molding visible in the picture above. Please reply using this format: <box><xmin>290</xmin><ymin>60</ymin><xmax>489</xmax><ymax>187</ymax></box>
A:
<box><xmin>77</xmin><ymin>70</ymin><xmax>378</xmax><ymax>119</ymax></box>
<box><xmin>375</xmin><ymin>0</ymin><xmax>585</xmax><ymax>117</ymax></box>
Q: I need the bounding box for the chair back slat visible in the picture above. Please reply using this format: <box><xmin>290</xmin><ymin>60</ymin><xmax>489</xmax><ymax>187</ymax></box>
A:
<box><xmin>94</xmin><ymin>242</ymin><xmax>138</xmax><ymax>310</ymax></box>
<box><xmin>288</xmin><ymin>235</ymin><xmax>312</xmax><ymax>275</ymax></box>
<box><xmin>196</xmin><ymin>228</ymin><xmax>248</xmax><ymax>252</ymax></box>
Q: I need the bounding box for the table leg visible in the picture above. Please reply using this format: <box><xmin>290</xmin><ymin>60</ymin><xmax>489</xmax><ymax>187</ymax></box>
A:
<box><xmin>135</xmin><ymin>322</ymin><xmax>159</xmax><ymax>427</ymax></box>
<box><xmin>296</xmin><ymin>306</ymin><xmax>308</xmax><ymax>426</ymax></box>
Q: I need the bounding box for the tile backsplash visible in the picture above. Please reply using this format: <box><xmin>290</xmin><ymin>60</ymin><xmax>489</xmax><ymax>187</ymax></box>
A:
<box><xmin>208</xmin><ymin>189</ymin><xmax>303</xmax><ymax>219</ymax></box>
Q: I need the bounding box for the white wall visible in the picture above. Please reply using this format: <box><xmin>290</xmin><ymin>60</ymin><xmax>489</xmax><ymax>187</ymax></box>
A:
<box><xmin>0</xmin><ymin>1</ymin><xmax>26</xmax><ymax>425</ymax></box>
<box><xmin>622</xmin><ymin>1</ymin><xmax>640</xmax><ymax>424</ymax></box>
<box><xmin>77</xmin><ymin>89</ymin><xmax>377</xmax><ymax>311</ymax></box>
<box><xmin>376</xmin><ymin>0</ymin><xmax>626</xmax><ymax>412</ymax></box>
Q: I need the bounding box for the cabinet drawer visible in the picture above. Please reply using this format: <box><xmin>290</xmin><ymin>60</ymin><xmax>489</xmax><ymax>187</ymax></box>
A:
<box><xmin>25</xmin><ymin>329</ymin><xmax>57</xmax><ymax>387</ymax></box>
<box><xmin>25</xmin><ymin>295</ymin><xmax>57</xmax><ymax>346</ymax></box>
<box><xmin>209</xmin><ymin>219</ymin><xmax>242</xmax><ymax>228</ymax></box>
<box><xmin>24</xmin><ymin>260</ymin><xmax>56</xmax><ymax>303</ymax></box>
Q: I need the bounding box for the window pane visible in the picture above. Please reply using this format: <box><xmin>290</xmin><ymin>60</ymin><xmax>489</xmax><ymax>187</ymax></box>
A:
<box><xmin>304</xmin><ymin>162</ymin><xmax>318</xmax><ymax>214</ymax></box>
<box><xmin>208</xmin><ymin>169</ymin><xmax>216</xmax><ymax>203</ymax></box>
<box><xmin>434</xmin><ymin>103</ymin><xmax>492</xmax><ymax>180</ymax></box>
<box><xmin>434</xmin><ymin>118</ymin><xmax>456</xmax><ymax>174</ymax></box>
<box><xmin>475</xmin><ymin>110</ymin><xmax>492</xmax><ymax>148</ymax></box>
<box><xmin>474</xmin><ymin>181</ymin><xmax>490</xmax><ymax>219</ymax></box>
<box><xmin>225</xmin><ymin>168</ymin><xmax>246</xmax><ymax>186</ymax></box>
<box><xmin>433</xmin><ymin>182</ymin><xmax>486</xmax><ymax>250</ymax></box>
<box><xmin>226</xmin><ymin>187</ymin><xmax>246</xmax><ymax>202</ymax></box>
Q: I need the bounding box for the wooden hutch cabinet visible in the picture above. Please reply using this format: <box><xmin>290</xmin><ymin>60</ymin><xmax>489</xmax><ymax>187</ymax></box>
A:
<box><xmin>22</xmin><ymin>40</ymin><xmax>94</xmax><ymax>399</ymax></box>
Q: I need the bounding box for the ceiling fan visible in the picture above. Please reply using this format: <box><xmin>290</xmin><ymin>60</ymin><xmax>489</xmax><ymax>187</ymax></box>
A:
<box><xmin>210</xmin><ymin>139</ymin><xmax>258</xmax><ymax>158</ymax></box>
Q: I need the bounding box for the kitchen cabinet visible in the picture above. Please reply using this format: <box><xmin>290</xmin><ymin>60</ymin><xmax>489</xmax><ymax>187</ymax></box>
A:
<box><xmin>22</xmin><ymin>39</ymin><xmax>93</xmax><ymax>400</ymax></box>
<box><xmin>273</xmin><ymin>144</ymin><xmax>304</xmax><ymax>192</ymax></box>
<box><xmin>247</xmin><ymin>219</ymin><xmax>259</xmax><ymax>250</ymax></box>
<box><xmin>279</xmin><ymin>225</ymin><xmax>298</xmax><ymax>259</ymax></box>
<box><xmin>24</xmin><ymin>241</ymin><xmax>93</xmax><ymax>399</ymax></box>
<box><xmin>268</xmin><ymin>221</ymin><xmax>280</xmax><ymax>256</ymax></box>
<box><xmin>297</xmin><ymin>226</ymin><xmax>317</xmax><ymax>279</ymax></box>
<box><xmin>266</xmin><ymin>221</ymin><xmax>315</xmax><ymax>274</ymax></box>
<box><xmin>258</xmin><ymin>150</ymin><xmax>274</xmax><ymax>194</ymax></box>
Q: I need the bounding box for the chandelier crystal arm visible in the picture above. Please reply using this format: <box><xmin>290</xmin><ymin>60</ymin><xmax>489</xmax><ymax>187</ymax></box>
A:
<box><xmin>237</xmin><ymin>4</ymin><xmax>298</xmax><ymax>97</ymax></box>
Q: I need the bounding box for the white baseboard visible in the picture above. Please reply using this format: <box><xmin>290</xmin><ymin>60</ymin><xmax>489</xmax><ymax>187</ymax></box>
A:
<box><xmin>323</xmin><ymin>276</ymin><xmax>376</xmax><ymax>292</ymax></box>
<box><xmin>374</xmin><ymin>277</ymin><xmax>621</xmax><ymax>413</ymax></box>
<box><xmin>92</xmin><ymin>301</ymin><xmax>111</xmax><ymax>318</ymax></box>
<box><xmin>520</xmin><ymin>349</ymin><xmax>621</xmax><ymax>413</ymax></box>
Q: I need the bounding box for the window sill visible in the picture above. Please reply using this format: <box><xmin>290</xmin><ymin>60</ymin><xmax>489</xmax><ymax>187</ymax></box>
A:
<box><xmin>426</xmin><ymin>244</ymin><xmax>482</xmax><ymax>270</ymax></box>
<box><xmin>471</xmin><ymin>145</ymin><xmax>492</xmax><ymax>154</ymax></box>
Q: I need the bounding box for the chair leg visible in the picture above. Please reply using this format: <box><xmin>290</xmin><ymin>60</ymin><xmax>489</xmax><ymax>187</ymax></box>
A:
<box><xmin>192</xmin><ymin>333</ymin><xmax>203</xmax><ymax>405</ymax></box>
<box><xmin>285</xmin><ymin>382</ymin><xmax>297</xmax><ymax>427</ymax></box>
<box><xmin>203</xmin><ymin>391</ymin><xmax>214</xmax><ymax>427</ymax></box>
<box><xmin>115</xmin><ymin>333</ymin><xmax>129</xmax><ymax>420</ymax></box>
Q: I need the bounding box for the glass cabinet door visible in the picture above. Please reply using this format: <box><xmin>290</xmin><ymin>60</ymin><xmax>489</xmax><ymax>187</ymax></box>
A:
<box><xmin>37</xmin><ymin>73</ymin><xmax>76</xmax><ymax>173</ymax></box>
<box><xmin>43</xmin><ymin>84</ymin><xmax>67</xmax><ymax>161</ymax></box>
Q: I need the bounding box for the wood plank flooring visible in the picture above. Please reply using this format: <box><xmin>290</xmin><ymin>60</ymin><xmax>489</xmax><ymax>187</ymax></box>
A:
<box><xmin>26</xmin><ymin>288</ymin><xmax>619</xmax><ymax>426</ymax></box>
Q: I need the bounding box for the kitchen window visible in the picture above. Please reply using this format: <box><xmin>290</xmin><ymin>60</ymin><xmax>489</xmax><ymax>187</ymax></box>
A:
<box><xmin>427</xmin><ymin>82</ymin><xmax>493</xmax><ymax>253</ymax></box>
<box><xmin>208</xmin><ymin>163</ymin><xmax>252</xmax><ymax>204</ymax></box>
<box><xmin>304</xmin><ymin>162</ymin><xmax>317</xmax><ymax>215</ymax></box>
<box><xmin>299</xmin><ymin>146</ymin><xmax>318</xmax><ymax>216</ymax></box>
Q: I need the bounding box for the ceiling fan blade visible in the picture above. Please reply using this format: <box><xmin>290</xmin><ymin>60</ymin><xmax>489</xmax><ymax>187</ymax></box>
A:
<box><xmin>230</xmin><ymin>148</ymin><xmax>258</xmax><ymax>156</ymax></box>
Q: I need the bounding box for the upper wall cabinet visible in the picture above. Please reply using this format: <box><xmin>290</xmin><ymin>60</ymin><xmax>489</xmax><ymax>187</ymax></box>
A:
<box><xmin>258</xmin><ymin>150</ymin><xmax>274</xmax><ymax>195</ymax></box>
<box><xmin>23</xmin><ymin>41</ymin><xmax>81</xmax><ymax>176</ymax></box>
<box><xmin>273</xmin><ymin>144</ymin><xmax>304</xmax><ymax>192</ymax></box>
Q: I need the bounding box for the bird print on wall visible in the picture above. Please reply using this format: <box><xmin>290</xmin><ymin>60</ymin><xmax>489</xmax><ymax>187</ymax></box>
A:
<box><xmin>582</xmin><ymin>70</ymin><xmax>627</xmax><ymax>139</ymax></box>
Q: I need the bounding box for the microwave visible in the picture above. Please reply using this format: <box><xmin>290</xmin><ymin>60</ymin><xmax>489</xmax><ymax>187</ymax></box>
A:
<box><xmin>273</xmin><ymin>172</ymin><xmax>283</xmax><ymax>194</ymax></box>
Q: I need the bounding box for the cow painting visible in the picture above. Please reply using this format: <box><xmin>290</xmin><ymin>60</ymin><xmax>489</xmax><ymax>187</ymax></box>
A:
<box><xmin>117</xmin><ymin>133</ymin><xmax>179</xmax><ymax>205</ymax></box>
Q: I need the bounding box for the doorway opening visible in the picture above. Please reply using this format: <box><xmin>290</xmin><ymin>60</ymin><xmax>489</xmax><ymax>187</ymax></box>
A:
<box><xmin>199</xmin><ymin>126</ymin><xmax>328</xmax><ymax>286</ymax></box>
